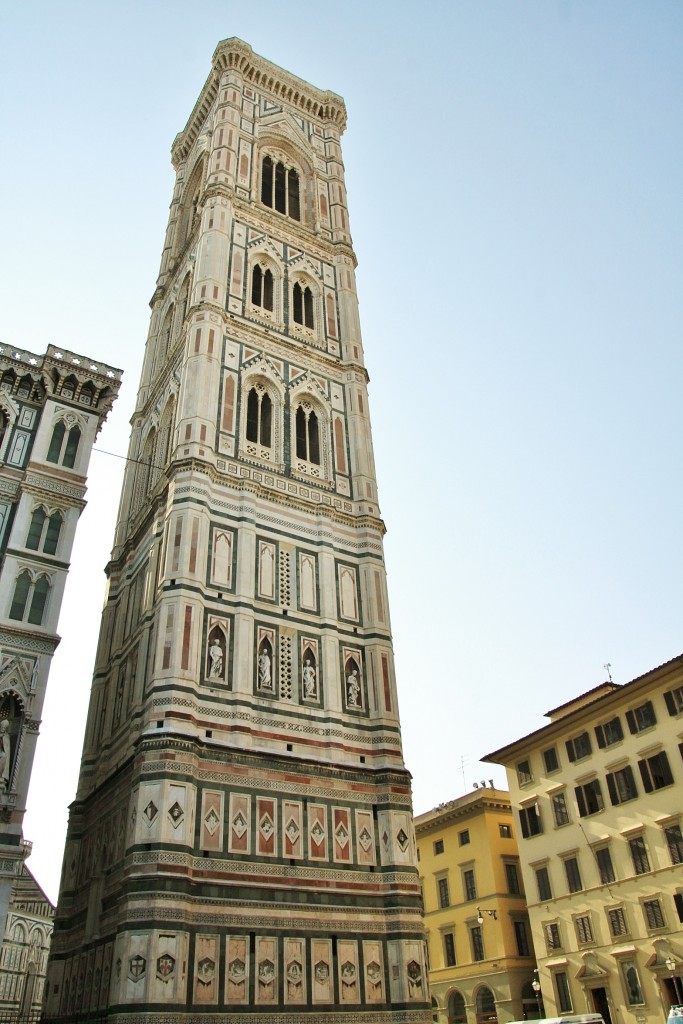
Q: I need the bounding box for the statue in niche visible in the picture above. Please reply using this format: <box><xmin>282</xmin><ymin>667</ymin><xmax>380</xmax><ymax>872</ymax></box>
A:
<box><xmin>346</xmin><ymin>668</ymin><xmax>360</xmax><ymax>707</ymax></box>
<box><xmin>302</xmin><ymin>658</ymin><xmax>317</xmax><ymax>698</ymax></box>
<box><xmin>208</xmin><ymin>638</ymin><xmax>223</xmax><ymax>679</ymax></box>
<box><xmin>258</xmin><ymin>645</ymin><xmax>272</xmax><ymax>689</ymax></box>
<box><xmin>0</xmin><ymin>720</ymin><xmax>10</xmax><ymax>789</ymax></box>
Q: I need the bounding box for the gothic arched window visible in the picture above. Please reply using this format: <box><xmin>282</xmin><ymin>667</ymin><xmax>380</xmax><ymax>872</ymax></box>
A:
<box><xmin>261</xmin><ymin>155</ymin><xmax>301</xmax><ymax>221</ymax></box>
<box><xmin>295</xmin><ymin>405</ymin><xmax>320</xmax><ymax>464</ymax></box>
<box><xmin>26</xmin><ymin>507</ymin><xmax>62</xmax><ymax>555</ymax></box>
<box><xmin>292</xmin><ymin>282</ymin><xmax>314</xmax><ymax>329</ymax></box>
<box><xmin>9</xmin><ymin>571</ymin><xmax>51</xmax><ymax>625</ymax></box>
<box><xmin>251</xmin><ymin>264</ymin><xmax>274</xmax><ymax>312</ymax></box>
<box><xmin>46</xmin><ymin>421</ymin><xmax>81</xmax><ymax>468</ymax></box>
<box><xmin>246</xmin><ymin>387</ymin><xmax>272</xmax><ymax>448</ymax></box>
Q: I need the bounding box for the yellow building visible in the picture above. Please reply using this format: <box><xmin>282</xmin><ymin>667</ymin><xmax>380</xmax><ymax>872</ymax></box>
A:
<box><xmin>416</xmin><ymin>787</ymin><xmax>539</xmax><ymax>1024</ymax></box>
<box><xmin>485</xmin><ymin>655</ymin><xmax>683</xmax><ymax>1024</ymax></box>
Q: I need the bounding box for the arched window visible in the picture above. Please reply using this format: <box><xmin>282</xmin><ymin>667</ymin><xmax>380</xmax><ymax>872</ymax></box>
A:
<box><xmin>46</xmin><ymin>421</ymin><xmax>81</xmax><ymax>468</ymax></box>
<box><xmin>292</xmin><ymin>282</ymin><xmax>314</xmax><ymax>329</ymax></box>
<box><xmin>60</xmin><ymin>375</ymin><xmax>78</xmax><ymax>399</ymax></box>
<box><xmin>0</xmin><ymin>370</ymin><xmax>16</xmax><ymax>393</ymax></box>
<box><xmin>27</xmin><ymin>508</ymin><xmax>62</xmax><ymax>555</ymax></box>
<box><xmin>251</xmin><ymin>264</ymin><xmax>274</xmax><ymax>311</ymax></box>
<box><xmin>475</xmin><ymin>986</ymin><xmax>497</xmax><ymax>1024</ymax></box>
<box><xmin>16</xmin><ymin>375</ymin><xmax>32</xmax><ymax>399</ymax></box>
<box><xmin>295</xmin><ymin>405</ymin><xmax>320</xmax><ymax>464</ymax></box>
<box><xmin>26</xmin><ymin>508</ymin><xmax>46</xmax><ymax>550</ymax></box>
<box><xmin>261</xmin><ymin>155</ymin><xmax>300</xmax><ymax>220</ymax></box>
<box><xmin>78</xmin><ymin>381</ymin><xmax>95</xmax><ymax>406</ymax></box>
<box><xmin>246</xmin><ymin>387</ymin><xmax>272</xmax><ymax>448</ymax></box>
<box><xmin>448</xmin><ymin>991</ymin><xmax>467</xmax><ymax>1024</ymax></box>
<box><xmin>9</xmin><ymin>571</ymin><xmax>51</xmax><ymax>625</ymax></box>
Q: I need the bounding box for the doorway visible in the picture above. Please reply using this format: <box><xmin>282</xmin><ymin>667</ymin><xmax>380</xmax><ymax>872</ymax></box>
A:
<box><xmin>590</xmin><ymin>986</ymin><xmax>613</xmax><ymax>1024</ymax></box>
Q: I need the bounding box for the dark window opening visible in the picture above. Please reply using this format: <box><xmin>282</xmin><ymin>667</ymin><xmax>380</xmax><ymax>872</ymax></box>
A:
<box><xmin>261</xmin><ymin>156</ymin><xmax>301</xmax><ymax>221</ymax></box>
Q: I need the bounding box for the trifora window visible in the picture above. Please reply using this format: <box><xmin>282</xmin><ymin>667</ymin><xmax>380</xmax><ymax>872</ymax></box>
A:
<box><xmin>261</xmin><ymin>155</ymin><xmax>300</xmax><ymax>220</ymax></box>
<box><xmin>246</xmin><ymin>387</ymin><xmax>272</xmax><ymax>448</ymax></box>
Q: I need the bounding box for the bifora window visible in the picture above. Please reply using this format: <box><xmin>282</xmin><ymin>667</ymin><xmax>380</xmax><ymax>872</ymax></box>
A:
<box><xmin>261</xmin><ymin>155</ymin><xmax>300</xmax><ymax>220</ymax></box>
<box><xmin>295</xmin><ymin>405</ymin><xmax>320</xmax><ymax>464</ymax></box>
<box><xmin>251</xmin><ymin>264</ymin><xmax>274</xmax><ymax>311</ymax></box>
<box><xmin>292</xmin><ymin>282</ymin><xmax>314</xmax><ymax>328</ymax></box>
<box><xmin>246</xmin><ymin>386</ymin><xmax>272</xmax><ymax>448</ymax></box>
<box><xmin>9</xmin><ymin>571</ymin><xmax>50</xmax><ymax>626</ymax></box>
<box><xmin>26</xmin><ymin>507</ymin><xmax>62</xmax><ymax>555</ymax></box>
<box><xmin>46</xmin><ymin>420</ymin><xmax>80</xmax><ymax>468</ymax></box>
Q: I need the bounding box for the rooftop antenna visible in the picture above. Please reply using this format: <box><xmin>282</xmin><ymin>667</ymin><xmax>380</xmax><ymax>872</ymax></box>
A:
<box><xmin>604</xmin><ymin>662</ymin><xmax>613</xmax><ymax>683</ymax></box>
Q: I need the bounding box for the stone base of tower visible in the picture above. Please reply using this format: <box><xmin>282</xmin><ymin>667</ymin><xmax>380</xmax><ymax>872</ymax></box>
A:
<box><xmin>44</xmin><ymin>736</ymin><xmax>431</xmax><ymax>1021</ymax></box>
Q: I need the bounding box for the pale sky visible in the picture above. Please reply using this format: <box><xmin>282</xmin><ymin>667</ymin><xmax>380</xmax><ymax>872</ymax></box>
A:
<box><xmin>1</xmin><ymin>0</ymin><xmax>682</xmax><ymax>903</ymax></box>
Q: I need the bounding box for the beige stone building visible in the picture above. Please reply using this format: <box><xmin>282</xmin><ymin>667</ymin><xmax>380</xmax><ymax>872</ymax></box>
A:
<box><xmin>416</xmin><ymin>788</ymin><xmax>539</xmax><ymax>1024</ymax></box>
<box><xmin>485</xmin><ymin>655</ymin><xmax>683</xmax><ymax>1024</ymax></box>
<box><xmin>0</xmin><ymin>343</ymin><xmax>120</xmax><ymax>947</ymax></box>
<box><xmin>45</xmin><ymin>38</ymin><xmax>429</xmax><ymax>1023</ymax></box>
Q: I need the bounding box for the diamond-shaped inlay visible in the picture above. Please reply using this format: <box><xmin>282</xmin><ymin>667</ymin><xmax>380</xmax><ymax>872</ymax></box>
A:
<box><xmin>396</xmin><ymin>827</ymin><xmax>409</xmax><ymax>852</ymax></box>
<box><xmin>310</xmin><ymin>820</ymin><xmax>325</xmax><ymax>843</ymax></box>
<box><xmin>168</xmin><ymin>801</ymin><xmax>184</xmax><ymax>827</ymax></box>
<box><xmin>382</xmin><ymin>830</ymin><xmax>389</xmax><ymax>847</ymax></box>
<box><xmin>335</xmin><ymin>822</ymin><xmax>349</xmax><ymax>848</ymax></box>
<box><xmin>143</xmin><ymin>801</ymin><xmax>158</xmax><ymax>825</ymax></box>
<box><xmin>259</xmin><ymin>813</ymin><xmax>274</xmax><ymax>839</ymax></box>
<box><xmin>232</xmin><ymin>811</ymin><xmax>247</xmax><ymax>838</ymax></box>
<box><xmin>359</xmin><ymin>826</ymin><xmax>373</xmax><ymax>851</ymax></box>
<box><xmin>204</xmin><ymin>808</ymin><xmax>220</xmax><ymax>836</ymax></box>
<box><xmin>285</xmin><ymin>817</ymin><xmax>300</xmax><ymax>843</ymax></box>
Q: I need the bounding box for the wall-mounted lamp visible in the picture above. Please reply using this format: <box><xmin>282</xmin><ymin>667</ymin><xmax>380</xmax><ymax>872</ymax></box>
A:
<box><xmin>666</xmin><ymin>956</ymin><xmax>676</xmax><ymax>973</ymax></box>
<box><xmin>476</xmin><ymin>907</ymin><xmax>497</xmax><ymax>925</ymax></box>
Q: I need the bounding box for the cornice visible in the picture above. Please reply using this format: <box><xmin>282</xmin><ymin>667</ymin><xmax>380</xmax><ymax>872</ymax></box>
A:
<box><xmin>172</xmin><ymin>39</ymin><xmax>347</xmax><ymax>167</ymax></box>
<box><xmin>0</xmin><ymin>626</ymin><xmax>60</xmax><ymax>656</ymax></box>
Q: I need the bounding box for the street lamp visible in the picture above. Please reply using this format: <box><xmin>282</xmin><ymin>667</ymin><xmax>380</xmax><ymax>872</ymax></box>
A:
<box><xmin>477</xmin><ymin>907</ymin><xmax>498</xmax><ymax>925</ymax></box>
<box><xmin>666</xmin><ymin>956</ymin><xmax>683</xmax><ymax>1004</ymax></box>
<box><xmin>532</xmin><ymin>971</ymin><xmax>543</xmax><ymax>1019</ymax></box>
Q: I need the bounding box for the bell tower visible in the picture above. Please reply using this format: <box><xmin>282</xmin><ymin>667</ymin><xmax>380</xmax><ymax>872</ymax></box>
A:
<box><xmin>46</xmin><ymin>38</ymin><xmax>430</xmax><ymax>1023</ymax></box>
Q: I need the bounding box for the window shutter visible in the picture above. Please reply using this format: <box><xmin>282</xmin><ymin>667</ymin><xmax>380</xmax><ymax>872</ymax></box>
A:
<box><xmin>606</xmin><ymin>773</ymin><xmax>618</xmax><ymax>805</ymax></box>
<box><xmin>574</xmin><ymin>786</ymin><xmax>587</xmax><ymax>817</ymax></box>
<box><xmin>566</xmin><ymin>739</ymin><xmax>576</xmax><ymax>762</ymax></box>
<box><xmin>595</xmin><ymin>725</ymin><xmax>606</xmax><ymax>749</ymax></box>
<box><xmin>659</xmin><ymin>752</ymin><xmax>674</xmax><ymax>787</ymax></box>
<box><xmin>679</xmin><ymin>741</ymin><xmax>683</xmax><ymax>763</ymax></box>
<box><xmin>665</xmin><ymin>691</ymin><xmax>677</xmax><ymax>716</ymax></box>
<box><xmin>624</xmin><ymin>765</ymin><xmax>637</xmax><ymax>798</ymax></box>
<box><xmin>626</xmin><ymin>709</ymin><xmax>637</xmax><ymax>734</ymax></box>
<box><xmin>674</xmin><ymin>892</ymin><xmax>683</xmax><ymax>922</ymax></box>
<box><xmin>519</xmin><ymin>810</ymin><xmax>529</xmax><ymax>839</ymax></box>
<box><xmin>644</xmin><ymin>700</ymin><xmax>656</xmax><ymax>725</ymax></box>
<box><xmin>613</xmin><ymin>718</ymin><xmax>624</xmax><ymax>741</ymax></box>
<box><xmin>638</xmin><ymin>759</ymin><xmax>653</xmax><ymax>793</ymax></box>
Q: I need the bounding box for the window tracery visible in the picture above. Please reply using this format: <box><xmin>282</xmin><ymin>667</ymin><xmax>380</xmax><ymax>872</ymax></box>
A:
<box><xmin>260</xmin><ymin>155</ymin><xmax>300</xmax><ymax>221</ymax></box>
<box><xmin>46</xmin><ymin>420</ymin><xmax>81</xmax><ymax>468</ymax></box>
<box><xmin>9</xmin><ymin>570</ymin><xmax>51</xmax><ymax>625</ymax></box>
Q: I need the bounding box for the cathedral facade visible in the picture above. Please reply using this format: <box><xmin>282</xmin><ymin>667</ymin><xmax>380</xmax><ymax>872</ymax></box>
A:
<box><xmin>45</xmin><ymin>38</ymin><xmax>429</xmax><ymax>1023</ymax></box>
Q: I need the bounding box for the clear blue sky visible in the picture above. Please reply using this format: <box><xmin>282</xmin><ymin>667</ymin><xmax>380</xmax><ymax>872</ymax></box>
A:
<box><xmin>1</xmin><ymin>1</ymin><xmax>682</xmax><ymax>902</ymax></box>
